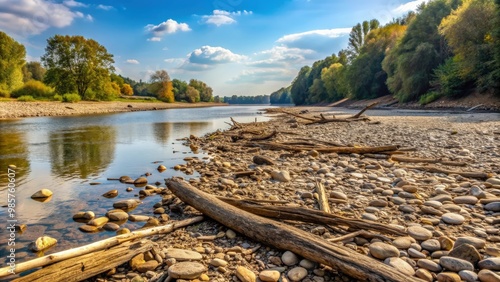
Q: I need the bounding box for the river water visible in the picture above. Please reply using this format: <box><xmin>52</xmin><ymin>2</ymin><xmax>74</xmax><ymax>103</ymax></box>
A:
<box><xmin>0</xmin><ymin>105</ymin><xmax>273</xmax><ymax>266</ymax></box>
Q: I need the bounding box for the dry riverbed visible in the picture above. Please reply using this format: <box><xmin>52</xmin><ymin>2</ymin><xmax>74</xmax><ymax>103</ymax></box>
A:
<box><xmin>0</xmin><ymin>101</ymin><xmax>226</xmax><ymax>119</ymax></box>
<box><xmin>9</xmin><ymin>108</ymin><xmax>500</xmax><ymax>282</ymax></box>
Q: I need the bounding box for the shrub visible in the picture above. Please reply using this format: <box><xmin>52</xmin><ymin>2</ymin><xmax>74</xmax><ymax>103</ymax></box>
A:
<box><xmin>419</xmin><ymin>91</ymin><xmax>443</xmax><ymax>105</ymax></box>
<box><xmin>17</xmin><ymin>95</ymin><xmax>36</xmax><ymax>102</ymax></box>
<box><xmin>11</xmin><ymin>80</ymin><xmax>54</xmax><ymax>98</ymax></box>
<box><xmin>0</xmin><ymin>83</ymin><xmax>10</xmax><ymax>98</ymax></box>
<box><xmin>53</xmin><ymin>94</ymin><xmax>63</xmax><ymax>101</ymax></box>
<box><xmin>62</xmin><ymin>93</ymin><xmax>81</xmax><ymax>103</ymax></box>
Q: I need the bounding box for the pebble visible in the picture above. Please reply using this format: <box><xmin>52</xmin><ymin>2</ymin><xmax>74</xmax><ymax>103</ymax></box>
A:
<box><xmin>168</xmin><ymin>262</ymin><xmax>206</xmax><ymax>279</ymax></box>
<box><xmin>236</xmin><ymin>266</ymin><xmax>256</xmax><ymax>282</ymax></box>
<box><xmin>31</xmin><ymin>236</ymin><xmax>57</xmax><ymax>252</ymax></box>
<box><xmin>437</xmin><ymin>272</ymin><xmax>461</xmax><ymax>282</ymax></box>
<box><xmin>393</xmin><ymin>237</ymin><xmax>414</xmax><ymax>249</ymax></box>
<box><xmin>287</xmin><ymin>267</ymin><xmax>308</xmax><ymax>281</ymax></box>
<box><xmin>164</xmin><ymin>248</ymin><xmax>202</xmax><ymax>261</ymax></box>
<box><xmin>369</xmin><ymin>199</ymin><xmax>388</xmax><ymax>207</ymax></box>
<box><xmin>299</xmin><ymin>259</ymin><xmax>315</xmax><ymax>270</ymax></box>
<box><xmin>458</xmin><ymin>270</ymin><xmax>479</xmax><ymax>282</ymax></box>
<box><xmin>448</xmin><ymin>243</ymin><xmax>482</xmax><ymax>265</ymax></box>
<box><xmin>442</xmin><ymin>213</ymin><xmax>465</xmax><ymax>225</ymax></box>
<box><xmin>271</xmin><ymin>170</ymin><xmax>291</xmax><ymax>182</ymax></box>
<box><xmin>259</xmin><ymin>270</ymin><xmax>281</xmax><ymax>282</ymax></box>
<box><xmin>453</xmin><ymin>196</ymin><xmax>478</xmax><ymax>205</ymax></box>
<box><xmin>107</xmin><ymin>211</ymin><xmax>129</xmax><ymax>221</ymax></box>
<box><xmin>479</xmin><ymin>258</ymin><xmax>500</xmax><ymax>271</ymax></box>
<box><xmin>455</xmin><ymin>237</ymin><xmax>486</xmax><ymax>249</ymax></box>
<box><xmin>415</xmin><ymin>268</ymin><xmax>433</xmax><ymax>282</ymax></box>
<box><xmin>369</xmin><ymin>242</ymin><xmax>400</xmax><ymax>259</ymax></box>
<box><xmin>478</xmin><ymin>269</ymin><xmax>500</xmax><ymax>282</ymax></box>
<box><xmin>407</xmin><ymin>226</ymin><xmax>433</xmax><ymax>240</ymax></box>
<box><xmin>417</xmin><ymin>259</ymin><xmax>442</xmax><ymax>272</ymax></box>
<box><xmin>421</xmin><ymin>239</ymin><xmax>441</xmax><ymax>252</ymax></box>
<box><xmin>134</xmin><ymin>177</ymin><xmax>148</xmax><ymax>184</ymax></box>
<box><xmin>484</xmin><ymin>202</ymin><xmax>500</xmax><ymax>212</ymax></box>
<box><xmin>440</xmin><ymin>256</ymin><xmax>474</xmax><ymax>272</ymax></box>
<box><xmin>362</xmin><ymin>213</ymin><xmax>378</xmax><ymax>221</ymax></box>
<box><xmin>31</xmin><ymin>189</ymin><xmax>53</xmax><ymax>198</ymax></box>
<box><xmin>226</xmin><ymin>229</ymin><xmax>237</xmax><ymax>239</ymax></box>
<box><xmin>209</xmin><ymin>258</ymin><xmax>228</xmax><ymax>267</ymax></box>
<box><xmin>383</xmin><ymin>257</ymin><xmax>415</xmax><ymax>276</ymax></box>
<box><xmin>282</xmin><ymin>251</ymin><xmax>299</xmax><ymax>266</ymax></box>
<box><xmin>136</xmin><ymin>260</ymin><xmax>159</xmax><ymax>273</ymax></box>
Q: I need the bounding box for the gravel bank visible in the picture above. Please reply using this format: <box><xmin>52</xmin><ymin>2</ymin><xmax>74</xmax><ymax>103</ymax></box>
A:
<box><xmin>9</xmin><ymin>108</ymin><xmax>500</xmax><ymax>282</ymax></box>
<box><xmin>0</xmin><ymin>101</ymin><xmax>227</xmax><ymax>119</ymax></box>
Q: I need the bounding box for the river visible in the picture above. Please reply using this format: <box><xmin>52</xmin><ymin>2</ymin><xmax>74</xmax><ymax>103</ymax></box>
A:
<box><xmin>0</xmin><ymin>105</ymin><xmax>273</xmax><ymax>265</ymax></box>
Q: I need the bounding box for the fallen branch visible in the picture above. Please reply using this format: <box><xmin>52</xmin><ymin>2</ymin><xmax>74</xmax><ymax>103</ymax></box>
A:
<box><xmin>13</xmin><ymin>239</ymin><xmax>153</xmax><ymax>282</ymax></box>
<box><xmin>315</xmin><ymin>181</ymin><xmax>330</xmax><ymax>213</ymax></box>
<box><xmin>328</xmin><ymin>230</ymin><xmax>391</xmax><ymax>243</ymax></box>
<box><xmin>0</xmin><ymin>216</ymin><xmax>204</xmax><ymax>279</ymax></box>
<box><xmin>391</xmin><ymin>155</ymin><xmax>467</xmax><ymax>167</ymax></box>
<box><xmin>216</xmin><ymin>197</ymin><xmax>405</xmax><ymax>236</ymax></box>
<box><xmin>406</xmin><ymin>165</ymin><xmax>491</xmax><ymax>179</ymax></box>
<box><xmin>350</xmin><ymin>102</ymin><xmax>379</xmax><ymax>119</ymax></box>
<box><xmin>167</xmin><ymin>179</ymin><xmax>416</xmax><ymax>282</ymax></box>
<box><xmin>250</xmin><ymin>142</ymin><xmax>399</xmax><ymax>154</ymax></box>
<box><xmin>250</xmin><ymin>130</ymin><xmax>277</xmax><ymax>141</ymax></box>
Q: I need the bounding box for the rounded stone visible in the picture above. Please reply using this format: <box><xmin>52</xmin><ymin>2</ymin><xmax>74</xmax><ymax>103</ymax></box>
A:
<box><xmin>392</xmin><ymin>237</ymin><xmax>414</xmax><ymax>249</ymax></box>
<box><xmin>287</xmin><ymin>267</ymin><xmax>308</xmax><ymax>281</ymax></box>
<box><xmin>299</xmin><ymin>259</ymin><xmax>315</xmax><ymax>270</ymax></box>
<box><xmin>383</xmin><ymin>257</ymin><xmax>415</xmax><ymax>276</ymax></box>
<box><xmin>168</xmin><ymin>262</ymin><xmax>206</xmax><ymax>279</ymax></box>
<box><xmin>31</xmin><ymin>189</ymin><xmax>53</xmax><ymax>199</ymax></box>
<box><xmin>417</xmin><ymin>259</ymin><xmax>442</xmax><ymax>272</ymax></box>
<box><xmin>107</xmin><ymin>211</ymin><xmax>129</xmax><ymax>221</ymax></box>
<box><xmin>479</xmin><ymin>258</ymin><xmax>500</xmax><ymax>271</ymax></box>
<box><xmin>282</xmin><ymin>251</ymin><xmax>299</xmax><ymax>266</ymax></box>
<box><xmin>369</xmin><ymin>242</ymin><xmax>400</xmax><ymax>259</ymax></box>
<box><xmin>442</xmin><ymin>213</ymin><xmax>465</xmax><ymax>225</ymax></box>
<box><xmin>437</xmin><ymin>272</ymin><xmax>461</xmax><ymax>282</ymax></box>
<box><xmin>134</xmin><ymin>177</ymin><xmax>148</xmax><ymax>184</ymax></box>
<box><xmin>415</xmin><ymin>269</ymin><xmax>433</xmax><ymax>282</ymax></box>
<box><xmin>421</xmin><ymin>239</ymin><xmax>441</xmax><ymax>252</ymax></box>
<box><xmin>453</xmin><ymin>196</ymin><xmax>478</xmax><ymax>205</ymax></box>
<box><xmin>458</xmin><ymin>270</ymin><xmax>478</xmax><ymax>282</ymax></box>
<box><xmin>164</xmin><ymin>248</ymin><xmax>202</xmax><ymax>261</ymax></box>
<box><xmin>259</xmin><ymin>270</ymin><xmax>280</xmax><ymax>282</ymax></box>
<box><xmin>209</xmin><ymin>258</ymin><xmax>228</xmax><ymax>267</ymax></box>
<box><xmin>103</xmin><ymin>222</ymin><xmax>120</xmax><ymax>231</ymax></box>
<box><xmin>478</xmin><ymin>269</ymin><xmax>500</xmax><ymax>282</ymax></box>
<box><xmin>31</xmin><ymin>236</ymin><xmax>57</xmax><ymax>252</ymax></box>
<box><xmin>455</xmin><ymin>237</ymin><xmax>486</xmax><ymax>249</ymax></box>
<box><xmin>439</xmin><ymin>256</ymin><xmax>474</xmax><ymax>272</ymax></box>
<box><xmin>136</xmin><ymin>260</ymin><xmax>159</xmax><ymax>273</ymax></box>
<box><xmin>407</xmin><ymin>226</ymin><xmax>433</xmax><ymax>241</ymax></box>
<box><xmin>236</xmin><ymin>266</ymin><xmax>256</xmax><ymax>282</ymax></box>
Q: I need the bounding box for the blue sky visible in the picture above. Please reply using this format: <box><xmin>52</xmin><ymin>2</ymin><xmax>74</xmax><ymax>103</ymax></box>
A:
<box><xmin>0</xmin><ymin>0</ymin><xmax>425</xmax><ymax>96</ymax></box>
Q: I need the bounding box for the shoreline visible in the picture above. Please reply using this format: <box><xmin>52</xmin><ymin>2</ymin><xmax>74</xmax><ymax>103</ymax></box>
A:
<box><xmin>0</xmin><ymin>101</ymin><xmax>228</xmax><ymax>120</ymax></box>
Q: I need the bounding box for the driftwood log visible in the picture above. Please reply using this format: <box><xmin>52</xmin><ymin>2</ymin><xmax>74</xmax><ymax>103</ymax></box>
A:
<box><xmin>391</xmin><ymin>155</ymin><xmax>467</xmax><ymax>167</ymax></box>
<box><xmin>218</xmin><ymin>197</ymin><xmax>405</xmax><ymax>236</ymax></box>
<box><xmin>250</xmin><ymin>142</ymin><xmax>399</xmax><ymax>154</ymax></box>
<box><xmin>167</xmin><ymin>179</ymin><xmax>418</xmax><ymax>282</ymax></box>
<box><xmin>406</xmin><ymin>165</ymin><xmax>491</xmax><ymax>179</ymax></box>
<box><xmin>0</xmin><ymin>216</ymin><xmax>204</xmax><ymax>279</ymax></box>
<box><xmin>13</xmin><ymin>239</ymin><xmax>152</xmax><ymax>282</ymax></box>
<box><xmin>315</xmin><ymin>181</ymin><xmax>331</xmax><ymax>213</ymax></box>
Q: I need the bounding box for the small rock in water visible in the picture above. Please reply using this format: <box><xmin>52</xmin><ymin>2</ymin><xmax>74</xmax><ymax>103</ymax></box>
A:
<box><xmin>88</xmin><ymin>217</ymin><xmax>109</xmax><ymax>226</ymax></box>
<box><xmin>102</xmin><ymin>189</ymin><xmax>118</xmax><ymax>198</ymax></box>
<box><xmin>236</xmin><ymin>266</ymin><xmax>256</xmax><ymax>282</ymax></box>
<box><xmin>31</xmin><ymin>236</ymin><xmax>57</xmax><ymax>252</ymax></box>
<box><xmin>79</xmin><ymin>225</ymin><xmax>99</xmax><ymax>233</ymax></box>
<box><xmin>168</xmin><ymin>261</ymin><xmax>206</xmax><ymax>279</ymax></box>
<box><xmin>103</xmin><ymin>222</ymin><xmax>120</xmax><ymax>231</ymax></box>
<box><xmin>157</xmin><ymin>165</ymin><xmax>167</xmax><ymax>171</ymax></box>
<box><xmin>113</xmin><ymin>199</ymin><xmax>141</xmax><ymax>210</ymax></box>
<box><xmin>282</xmin><ymin>251</ymin><xmax>299</xmax><ymax>266</ymax></box>
<box><xmin>287</xmin><ymin>267</ymin><xmax>308</xmax><ymax>281</ymax></box>
<box><xmin>31</xmin><ymin>189</ymin><xmax>53</xmax><ymax>199</ymax></box>
<box><xmin>107</xmin><ymin>210</ymin><xmax>129</xmax><ymax>221</ymax></box>
<box><xmin>134</xmin><ymin>177</ymin><xmax>148</xmax><ymax>184</ymax></box>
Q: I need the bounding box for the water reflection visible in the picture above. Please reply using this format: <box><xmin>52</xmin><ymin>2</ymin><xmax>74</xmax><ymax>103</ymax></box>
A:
<box><xmin>153</xmin><ymin>122</ymin><xmax>172</xmax><ymax>144</ymax></box>
<box><xmin>0</xmin><ymin>131</ymin><xmax>30</xmax><ymax>190</ymax></box>
<box><xmin>49</xmin><ymin>126</ymin><xmax>116</xmax><ymax>179</ymax></box>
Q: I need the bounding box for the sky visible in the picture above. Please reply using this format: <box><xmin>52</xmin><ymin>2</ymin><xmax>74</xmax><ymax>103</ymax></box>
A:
<box><xmin>0</xmin><ymin>0</ymin><xmax>426</xmax><ymax>97</ymax></box>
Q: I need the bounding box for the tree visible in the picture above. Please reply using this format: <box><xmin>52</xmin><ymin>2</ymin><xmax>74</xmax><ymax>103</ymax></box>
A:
<box><xmin>157</xmin><ymin>81</ymin><xmax>175</xmax><ymax>103</ymax></box>
<box><xmin>321</xmin><ymin>63</ymin><xmax>348</xmax><ymax>101</ymax></box>
<box><xmin>0</xmin><ymin>31</ymin><xmax>25</xmax><ymax>96</ymax></box>
<box><xmin>185</xmin><ymin>86</ymin><xmax>200</xmax><ymax>103</ymax></box>
<box><xmin>121</xmin><ymin>83</ymin><xmax>134</xmax><ymax>95</ymax></box>
<box><xmin>290</xmin><ymin>66</ymin><xmax>311</xmax><ymax>105</ymax></box>
<box><xmin>347</xmin><ymin>19</ymin><xmax>380</xmax><ymax>60</ymax></box>
<box><xmin>150</xmin><ymin>70</ymin><xmax>170</xmax><ymax>83</ymax></box>
<box><xmin>382</xmin><ymin>0</ymin><xmax>461</xmax><ymax>102</ymax></box>
<box><xmin>22</xmin><ymin>61</ymin><xmax>46</xmax><ymax>82</ymax></box>
<box><xmin>189</xmin><ymin>79</ymin><xmax>213</xmax><ymax>102</ymax></box>
<box><xmin>439</xmin><ymin>0</ymin><xmax>496</xmax><ymax>93</ymax></box>
<box><xmin>495</xmin><ymin>0</ymin><xmax>500</xmax><ymax>94</ymax></box>
<box><xmin>149</xmin><ymin>69</ymin><xmax>172</xmax><ymax>100</ymax></box>
<box><xmin>172</xmin><ymin>79</ymin><xmax>188</xmax><ymax>101</ymax></box>
<box><xmin>42</xmin><ymin>35</ymin><xmax>115</xmax><ymax>97</ymax></box>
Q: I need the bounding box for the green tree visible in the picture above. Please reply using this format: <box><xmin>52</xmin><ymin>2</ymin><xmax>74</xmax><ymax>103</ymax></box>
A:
<box><xmin>290</xmin><ymin>66</ymin><xmax>311</xmax><ymax>105</ymax></box>
<box><xmin>439</xmin><ymin>0</ymin><xmax>496</xmax><ymax>93</ymax></box>
<box><xmin>189</xmin><ymin>79</ymin><xmax>213</xmax><ymax>102</ymax></box>
<box><xmin>22</xmin><ymin>61</ymin><xmax>46</xmax><ymax>82</ymax></box>
<box><xmin>149</xmin><ymin>69</ymin><xmax>171</xmax><ymax>100</ymax></box>
<box><xmin>321</xmin><ymin>63</ymin><xmax>348</xmax><ymax>101</ymax></box>
<box><xmin>495</xmin><ymin>0</ymin><xmax>500</xmax><ymax>93</ymax></box>
<box><xmin>157</xmin><ymin>81</ymin><xmax>175</xmax><ymax>103</ymax></box>
<box><xmin>0</xmin><ymin>31</ymin><xmax>25</xmax><ymax>96</ymax></box>
<box><xmin>347</xmin><ymin>19</ymin><xmax>380</xmax><ymax>60</ymax></box>
<box><xmin>172</xmin><ymin>78</ymin><xmax>188</xmax><ymax>101</ymax></box>
<box><xmin>383</xmin><ymin>0</ymin><xmax>462</xmax><ymax>102</ymax></box>
<box><xmin>42</xmin><ymin>35</ymin><xmax>115</xmax><ymax>97</ymax></box>
<box><xmin>121</xmin><ymin>83</ymin><xmax>134</xmax><ymax>95</ymax></box>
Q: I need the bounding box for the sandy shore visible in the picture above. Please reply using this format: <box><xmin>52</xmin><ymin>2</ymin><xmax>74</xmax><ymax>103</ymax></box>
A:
<box><xmin>0</xmin><ymin>101</ymin><xmax>227</xmax><ymax>119</ymax></box>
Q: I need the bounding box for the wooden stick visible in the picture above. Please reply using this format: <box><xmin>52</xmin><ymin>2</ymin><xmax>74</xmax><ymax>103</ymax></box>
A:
<box><xmin>0</xmin><ymin>216</ymin><xmax>204</xmax><ymax>279</ymax></box>
<box><xmin>216</xmin><ymin>197</ymin><xmax>405</xmax><ymax>236</ymax></box>
<box><xmin>274</xmin><ymin>110</ymin><xmax>318</xmax><ymax>122</ymax></box>
<box><xmin>406</xmin><ymin>165</ymin><xmax>491</xmax><ymax>179</ymax></box>
<box><xmin>328</xmin><ymin>230</ymin><xmax>391</xmax><ymax>243</ymax></box>
<box><xmin>13</xmin><ymin>239</ymin><xmax>153</xmax><ymax>282</ymax></box>
<box><xmin>251</xmin><ymin>142</ymin><xmax>399</xmax><ymax>154</ymax></box>
<box><xmin>391</xmin><ymin>155</ymin><xmax>467</xmax><ymax>167</ymax></box>
<box><xmin>350</xmin><ymin>102</ymin><xmax>379</xmax><ymax>119</ymax></box>
<box><xmin>250</xmin><ymin>131</ymin><xmax>277</xmax><ymax>141</ymax></box>
<box><xmin>166</xmin><ymin>179</ymin><xmax>418</xmax><ymax>282</ymax></box>
<box><xmin>315</xmin><ymin>181</ymin><xmax>331</xmax><ymax>213</ymax></box>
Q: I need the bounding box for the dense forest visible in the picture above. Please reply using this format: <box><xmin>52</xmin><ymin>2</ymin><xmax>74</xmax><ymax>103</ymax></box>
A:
<box><xmin>274</xmin><ymin>0</ymin><xmax>499</xmax><ymax>105</ymax></box>
<box><xmin>0</xmin><ymin>33</ymin><xmax>214</xmax><ymax>103</ymax></box>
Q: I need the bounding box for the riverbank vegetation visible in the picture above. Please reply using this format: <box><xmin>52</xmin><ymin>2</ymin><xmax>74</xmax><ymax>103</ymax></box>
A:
<box><xmin>271</xmin><ymin>0</ymin><xmax>499</xmax><ymax>105</ymax></box>
<box><xmin>0</xmin><ymin>33</ymin><xmax>215</xmax><ymax>103</ymax></box>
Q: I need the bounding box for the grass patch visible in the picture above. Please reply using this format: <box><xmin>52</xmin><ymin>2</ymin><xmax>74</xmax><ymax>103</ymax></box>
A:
<box><xmin>17</xmin><ymin>95</ymin><xmax>36</xmax><ymax>102</ymax></box>
<box><xmin>62</xmin><ymin>93</ymin><xmax>81</xmax><ymax>103</ymax></box>
<box><xmin>419</xmin><ymin>91</ymin><xmax>444</xmax><ymax>105</ymax></box>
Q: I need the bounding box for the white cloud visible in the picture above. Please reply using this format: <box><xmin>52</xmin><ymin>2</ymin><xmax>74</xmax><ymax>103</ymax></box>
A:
<box><xmin>188</xmin><ymin>46</ymin><xmax>247</xmax><ymax>65</ymax></box>
<box><xmin>145</xmin><ymin>19</ymin><xmax>191</xmax><ymax>38</ymax></box>
<box><xmin>393</xmin><ymin>0</ymin><xmax>427</xmax><ymax>14</ymax></box>
<box><xmin>164</xmin><ymin>58</ymin><xmax>184</xmax><ymax>65</ymax></box>
<box><xmin>63</xmin><ymin>0</ymin><xmax>87</xmax><ymax>7</ymax></box>
<box><xmin>126</xmin><ymin>59</ymin><xmax>140</xmax><ymax>64</ymax></box>
<box><xmin>86</xmin><ymin>14</ymin><xmax>93</xmax><ymax>22</ymax></box>
<box><xmin>201</xmin><ymin>9</ymin><xmax>253</xmax><ymax>26</ymax></box>
<box><xmin>147</xmin><ymin>37</ymin><xmax>162</xmax><ymax>42</ymax></box>
<box><xmin>0</xmin><ymin>0</ymin><xmax>86</xmax><ymax>36</ymax></box>
<box><xmin>248</xmin><ymin>46</ymin><xmax>315</xmax><ymax>68</ymax></box>
<box><xmin>97</xmin><ymin>4</ymin><xmax>114</xmax><ymax>11</ymax></box>
<box><xmin>276</xmin><ymin>28</ymin><xmax>351</xmax><ymax>53</ymax></box>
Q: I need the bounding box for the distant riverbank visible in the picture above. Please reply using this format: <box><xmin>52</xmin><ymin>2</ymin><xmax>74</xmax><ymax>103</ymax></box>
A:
<box><xmin>0</xmin><ymin>101</ymin><xmax>227</xmax><ymax>119</ymax></box>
